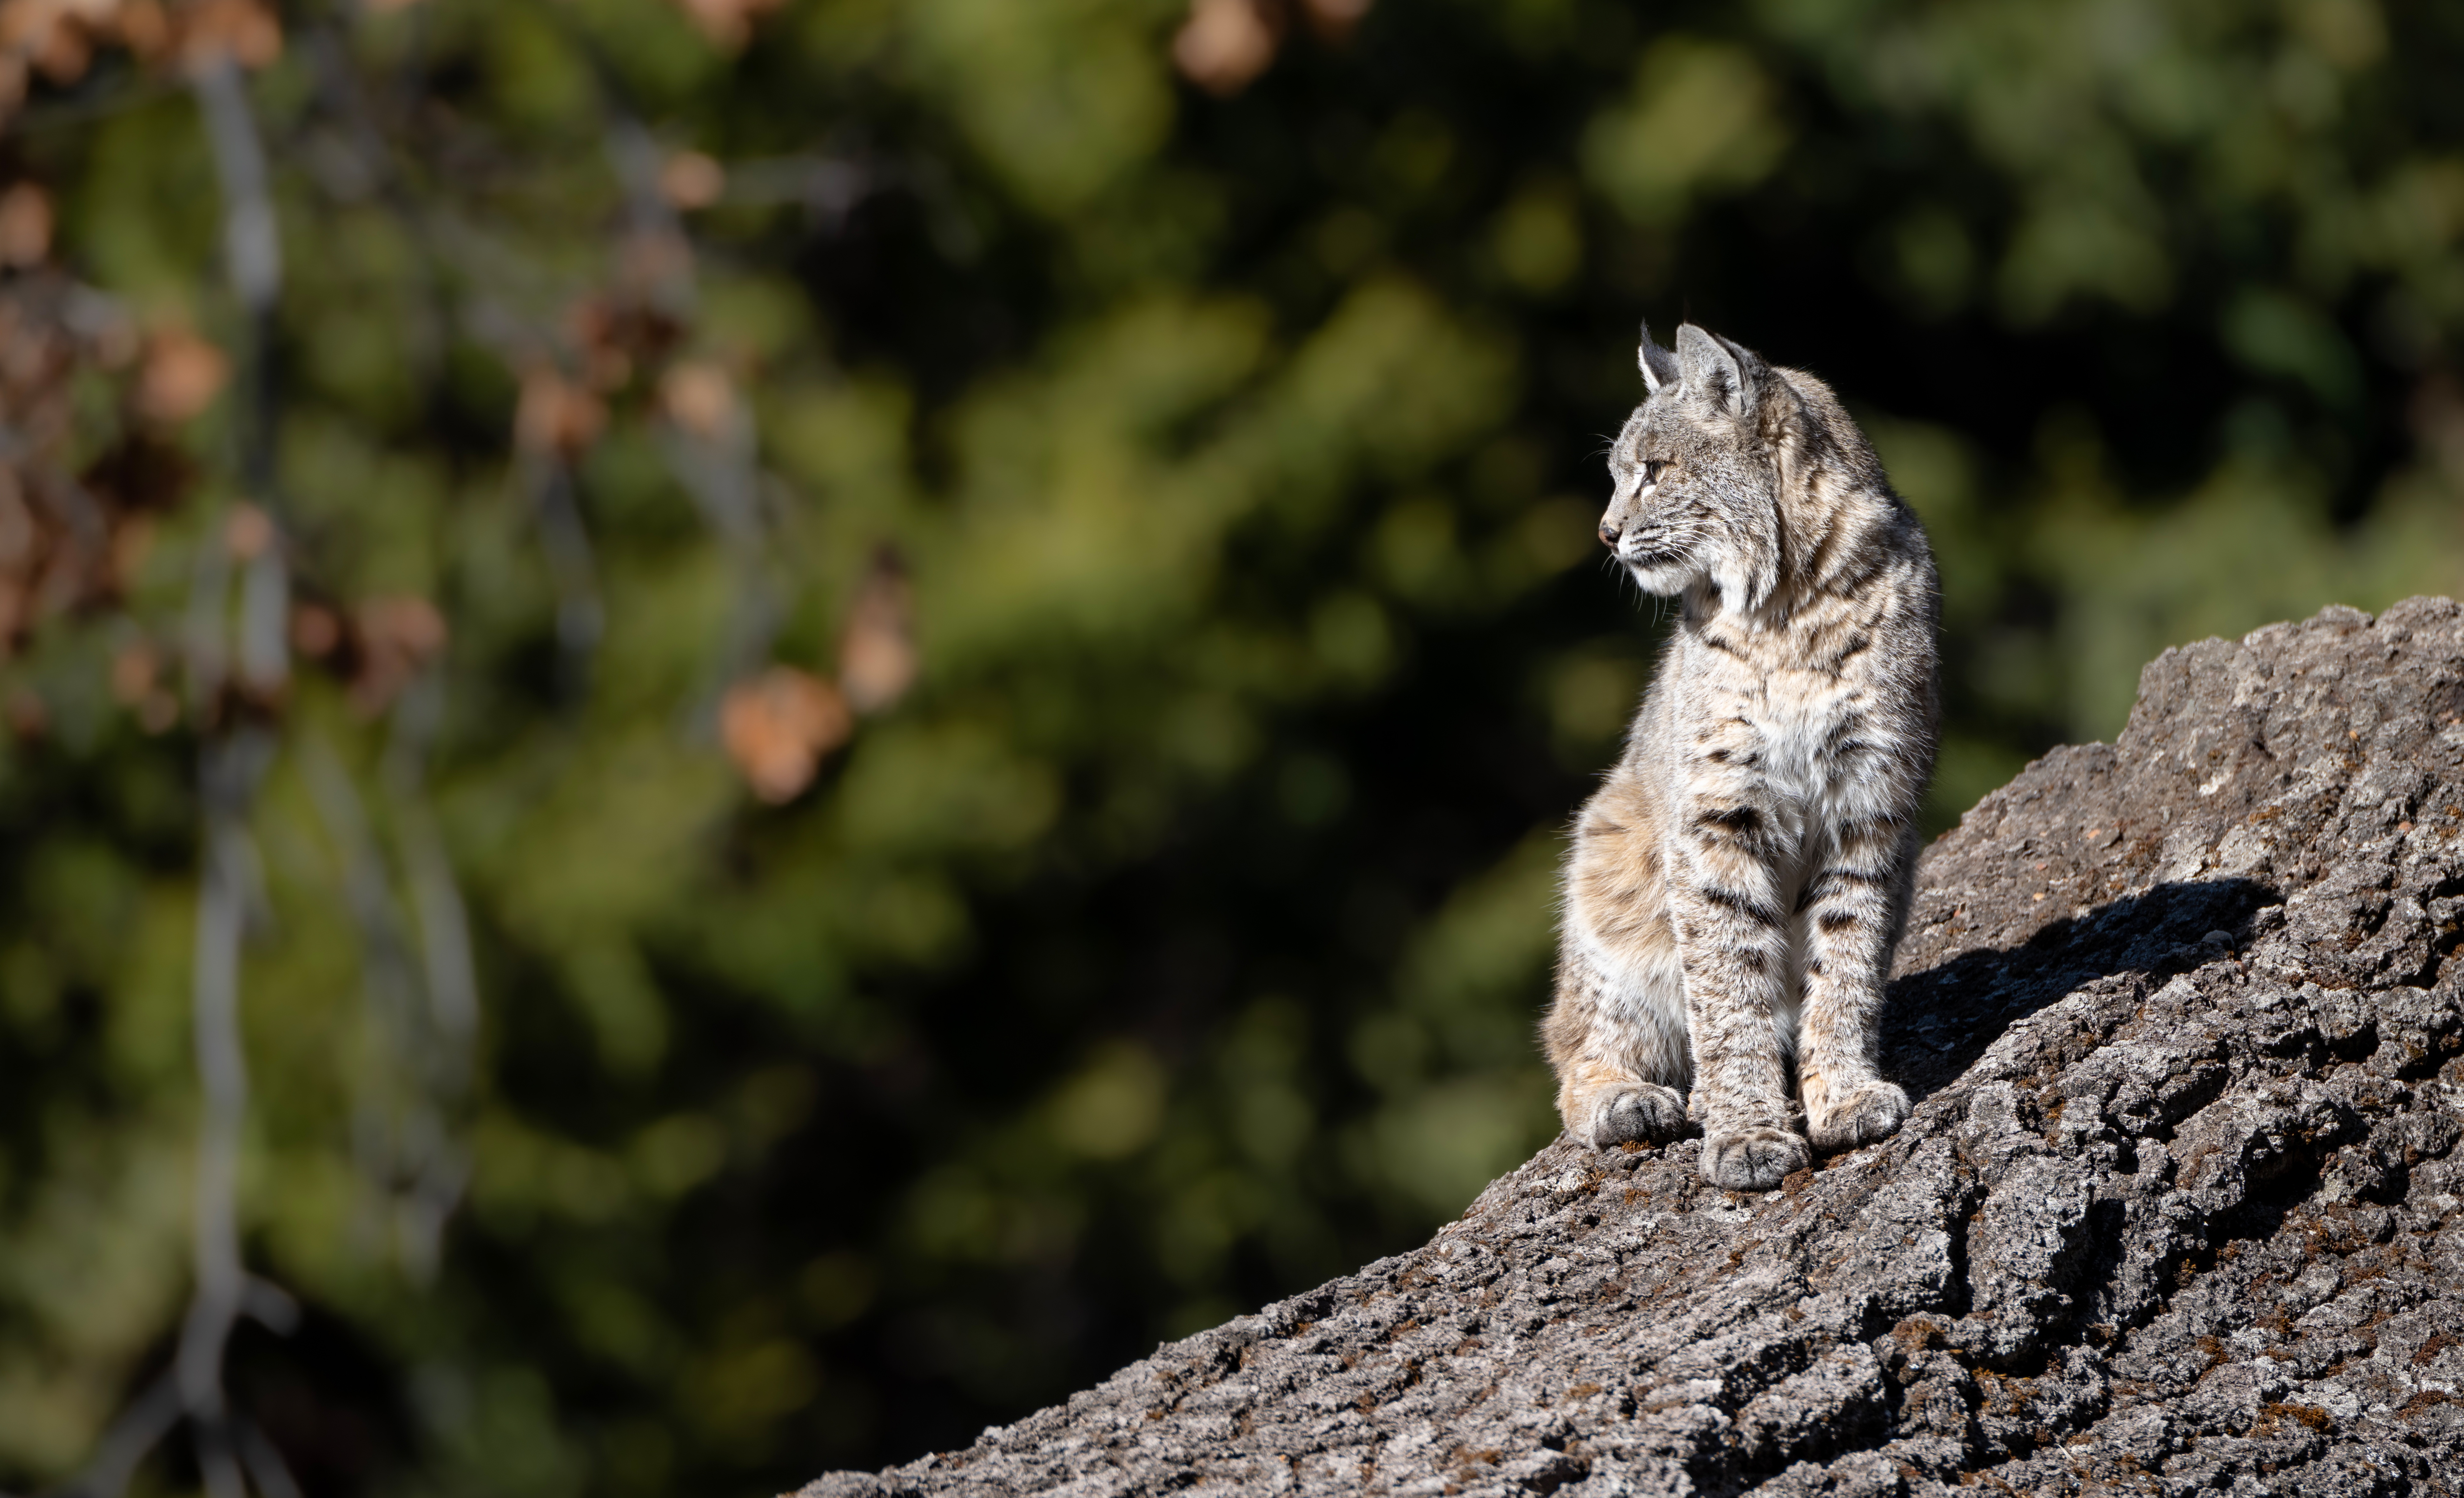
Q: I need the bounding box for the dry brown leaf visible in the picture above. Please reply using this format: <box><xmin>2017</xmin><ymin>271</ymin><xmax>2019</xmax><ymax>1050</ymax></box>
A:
<box><xmin>514</xmin><ymin>368</ymin><xmax>605</xmax><ymax>457</ymax></box>
<box><xmin>0</xmin><ymin>268</ymin><xmax>189</xmax><ymax>633</ymax></box>
<box><xmin>223</xmin><ymin>501</ymin><xmax>273</xmax><ymax>560</ymax></box>
<box><xmin>566</xmin><ymin>293</ymin><xmax>683</xmax><ymax>373</ymax></box>
<box><xmin>0</xmin><ymin>470</ymin><xmax>33</xmax><ymax>571</ymax></box>
<box><xmin>0</xmin><ymin>0</ymin><xmax>50</xmax><ymax>51</ymax></box>
<box><xmin>174</xmin><ymin>0</ymin><xmax>280</xmax><ymax>69</ymax></box>
<box><xmin>615</xmin><ymin>226</ymin><xmax>694</xmax><ymax>301</ymax></box>
<box><xmin>5</xmin><ymin>686</ymin><xmax>46</xmax><ymax>738</ymax></box>
<box><xmin>0</xmin><ymin>321</ymin><xmax>59</xmax><ymax>397</ymax></box>
<box><xmin>109</xmin><ymin>513</ymin><xmax>154</xmax><ymax>590</ymax></box>
<box><xmin>583</xmin><ymin>346</ymin><xmax>632</xmax><ymax>394</ymax></box>
<box><xmin>34</xmin><ymin>543</ymin><xmax>82</xmax><ymax>620</ymax></box>
<box><xmin>289</xmin><ymin>600</ymin><xmax>339</xmax><ymax>658</ymax></box>
<box><xmin>116</xmin><ymin>0</ymin><xmax>170</xmax><ymax>58</ymax></box>
<box><xmin>110</xmin><ymin>641</ymin><xmax>156</xmax><ymax>705</ymax></box>
<box><xmin>668</xmin><ymin>0</ymin><xmax>780</xmax><ymax>51</ymax></box>
<box><xmin>136</xmin><ymin>326</ymin><xmax>229</xmax><ymax>425</ymax></box>
<box><xmin>566</xmin><ymin>299</ymin><xmax>635</xmax><ymax>392</ymax></box>
<box><xmin>112</xmin><ymin>640</ymin><xmax>185</xmax><ymax>732</ymax></box>
<box><xmin>1299</xmin><ymin>0</ymin><xmax>1370</xmax><ymax>36</ymax></box>
<box><xmin>32</xmin><ymin>17</ymin><xmax>85</xmax><ymax>83</ymax></box>
<box><xmin>1173</xmin><ymin>0</ymin><xmax>1277</xmax><ymax>96</ymax></box>
<box><xmin>659</xmin><ymin>360</ymin><xmax>735</xmax><ymax>440</ymax></box>
<box><xmin>838</xmin><ymin>548</ymin><xmax>916</xmax><ymax>714</ymax></box>
<box><xmin>90</xmin><ymin>307</ymin><xmax>140</xmax><ymax>370</ymax></box>
<box><xmin>722</xmin><ymin>666</ymin><xmax>850</xmax><ymax>804</ymax></box>
<box><xmin>0</xmin><ymin>183</ymin><xmax>49</xmax><ymax>267</ymax></box>
<box><xmin>350</xmin><ymin>594</ymin><xmax>447</xmax><ymax>716</ymax></box>
<box><xmin>660</xmin><ymin>150</ymin><xmax>726</xmax><ymax>210</ymax></box>
<box><xmin>0</xmin><ymin>0</ymin><xmax>176</xmax><ymax>69</ymax></box>
<box><xmin>0</xmin><ymin>1</ymin><xmax>92</xmax><ymax>89</ymax></box>
<box><xmin>359</xmin><ymin>595</ymin><xmax>446</xmax><ymax>657</ymax></box>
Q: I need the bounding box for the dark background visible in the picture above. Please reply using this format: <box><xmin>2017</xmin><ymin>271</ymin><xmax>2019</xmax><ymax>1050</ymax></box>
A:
<box><xmin>1</xmin><ymin>0</ymin><xmax>2459</xmax><ymax>1494</ymax></box>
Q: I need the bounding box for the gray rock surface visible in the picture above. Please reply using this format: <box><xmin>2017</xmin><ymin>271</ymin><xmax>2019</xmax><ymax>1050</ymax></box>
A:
<box><xmin>802</xmin><ymin>598</ymin><xmax>2464</xmax><ymax>1497</ymax></box>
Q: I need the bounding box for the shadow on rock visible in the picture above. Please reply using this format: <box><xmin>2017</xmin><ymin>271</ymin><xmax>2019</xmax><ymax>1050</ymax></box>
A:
<box><xmin>1884</xmin><ymin>876</ymin><xmax>2279</xmax><ymax>1108</ymax></box>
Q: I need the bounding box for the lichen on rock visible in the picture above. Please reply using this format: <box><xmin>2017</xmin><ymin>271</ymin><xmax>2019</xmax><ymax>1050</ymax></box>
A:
<box><xmin>802</xmin><ymin>598</ymin><xmax>2464</xmax><ymax>1496</ymax></box>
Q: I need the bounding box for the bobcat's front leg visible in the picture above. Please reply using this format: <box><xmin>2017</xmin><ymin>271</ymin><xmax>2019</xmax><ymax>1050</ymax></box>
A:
<box><xmin>1797</xmin><ymin>810</ymin><xmax>1918</xmax><ymax>1152</ymax></box>
<box><xmin>1669</xmin><ymin>793</ymin><xmax>1806</xmax><ymax>1190</ymax></box>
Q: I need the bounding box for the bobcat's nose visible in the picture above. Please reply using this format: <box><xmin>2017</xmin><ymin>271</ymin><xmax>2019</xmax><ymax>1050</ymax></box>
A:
<box><xmin>1599</xmin><ymin>521</ymin><xmax>1621</xmax><ymax>549</ymax></box>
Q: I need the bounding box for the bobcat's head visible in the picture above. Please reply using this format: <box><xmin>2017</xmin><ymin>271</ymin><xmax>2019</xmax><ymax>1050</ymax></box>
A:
<box><xmin>1600</xmin><ymin>320</ymin><xmax>1791</xmax><ymax>613</ymax></box>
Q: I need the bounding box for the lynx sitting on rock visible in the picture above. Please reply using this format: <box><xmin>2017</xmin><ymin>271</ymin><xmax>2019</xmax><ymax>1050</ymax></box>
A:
<box><xmin>1544</xmin><ymin>321</ymin><xmax>1940</xmax><ymax>1191</ymax></box>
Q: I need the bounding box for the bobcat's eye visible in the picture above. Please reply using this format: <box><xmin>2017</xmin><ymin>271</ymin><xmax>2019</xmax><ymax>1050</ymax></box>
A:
<box><xmin>1642</xmin><ymin>459</ymin><xmax>1670</xmax><ymax>486</ymax></box>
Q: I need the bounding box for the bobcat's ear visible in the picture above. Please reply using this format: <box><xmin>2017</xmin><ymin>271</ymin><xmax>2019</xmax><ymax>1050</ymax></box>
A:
<box><xmin>1638</xmin><ymin>319</ymin><xmax>1681</xmax><ymax>394</ymax></box>
<box><xmin>1674</xmin><ymin>322</ymin><xmax>1749</xmax><ymax>414</ymax></box>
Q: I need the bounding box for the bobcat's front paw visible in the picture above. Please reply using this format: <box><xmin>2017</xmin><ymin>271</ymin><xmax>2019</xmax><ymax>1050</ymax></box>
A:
<box><xmin>1701</xmin><ymin>1125</ymin><xmax>1809</xmax><ymax>1190</ymax></box>
<box><xmin>1580</xmin><ymin>1084</ymin><xmax>1689</xmax><ymax>1148</ymax></box>
<box><xmin>1806</xmin><ymin>1080</ymin><xmax>1910</xmax><ymax>1153</ymax></box>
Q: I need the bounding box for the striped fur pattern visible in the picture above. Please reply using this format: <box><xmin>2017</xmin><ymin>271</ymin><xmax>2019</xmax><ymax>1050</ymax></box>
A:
<box><xmin>1544</xmin><ymin>321</ymin><xmax>1939</xmax><ymax>1191</ymax></box>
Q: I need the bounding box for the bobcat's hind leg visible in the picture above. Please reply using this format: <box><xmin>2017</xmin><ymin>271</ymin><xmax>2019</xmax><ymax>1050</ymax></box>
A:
<box><xmin>1543</xmin><ymin>942</ymin><xmax>1693</xmax><ymax>1151</ymax></box>
<box><xmin>1561</xmin><ymin>1063</ymin><xmax>1690</xmax><ymax>1149</ymax></box>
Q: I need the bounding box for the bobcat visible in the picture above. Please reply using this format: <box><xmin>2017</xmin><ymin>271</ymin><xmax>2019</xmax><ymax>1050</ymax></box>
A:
<box><xmin>1543</xmin><ymin>321</ymin><xmax>1939</xmax><ymax>1191</ymax></box>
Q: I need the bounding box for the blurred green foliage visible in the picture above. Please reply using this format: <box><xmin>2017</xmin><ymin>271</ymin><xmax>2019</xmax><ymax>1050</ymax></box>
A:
<box><xmin>0</xmin><ymin>0</ymin><xmax>2460</xmax><ymax>1492</ymax></box>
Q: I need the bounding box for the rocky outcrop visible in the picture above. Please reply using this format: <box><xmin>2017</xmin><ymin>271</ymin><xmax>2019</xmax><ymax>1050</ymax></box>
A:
<box><xmin>803</xmin><ymin>598</ymin><xmax>2464</xmax><ymax>1497</ymax></box>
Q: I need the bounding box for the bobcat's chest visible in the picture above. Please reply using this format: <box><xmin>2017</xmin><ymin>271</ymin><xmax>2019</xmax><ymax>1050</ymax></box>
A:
<box><xmin>1673</xmin><ymin>627</ymin><xmax>1870</xmax><ymax>825</ymax></box>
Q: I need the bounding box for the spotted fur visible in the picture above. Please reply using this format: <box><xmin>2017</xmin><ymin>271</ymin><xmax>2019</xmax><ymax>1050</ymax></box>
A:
<box><xmin>1543</xmin><ymin>321</ymin><xmax>1939</xmax><ymax>1191</ymax></box>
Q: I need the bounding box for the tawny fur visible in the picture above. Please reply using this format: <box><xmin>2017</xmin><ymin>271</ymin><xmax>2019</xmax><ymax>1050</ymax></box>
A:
<box><xmin>1544</xmin><ymin>321</ymin><xmax>1939</xmax><ymax>1191</ymax></box>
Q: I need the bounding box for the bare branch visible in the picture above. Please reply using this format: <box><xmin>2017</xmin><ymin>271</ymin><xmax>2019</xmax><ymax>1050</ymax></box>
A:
<box><xmin>181</xmin><ymin>727</ymin><xmax>275</xmax><ymax>1498</ymax></box>
<box><xmin>233</xmin><ymin>1420</ymin><xmax>301</xmax><ymax>1498</ymax></box>
<box><xmin>302</xmin><ymin>733</ymin><xmax>429</xmax><ymax>1256</ymax></box>
<box><xmin>305</xmin><ymin>716</ymin><xmax>476</xmax><ymax>1282</ymax></box>
<box><xmin>192</xmin><ymin>54</ymin><xmax>281</xmax><ymax>318</ymax></box>
<box><xmin>659</xmin><ymin>383</ymin><xmax>787</xmax><ymax>722</ymax></box>
<box><xmin>51</xmin><ymin>1372</ymin><xmax>180</xmax><ymax>1498</ymax></box>
<box><xmin>386</xmin><ymin>671</ymin><xmax>478</xmax><ymax>1053</ymax></box>
<box><xmin>522</xmin><ymin>453</ymin><xmax>606</xmax><ymax>701</ymax></box>
<box><xmin>153</xmin><ymin>48</ymin><xmax>295</xmax><ymax>1498</ymax></box>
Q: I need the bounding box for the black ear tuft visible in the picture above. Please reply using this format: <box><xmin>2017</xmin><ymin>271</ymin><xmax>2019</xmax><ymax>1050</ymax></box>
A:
<box><xmin>1638</xmin><ymin>319</ymin><xmax>1682</xmax><ymax>393</ymax></box>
